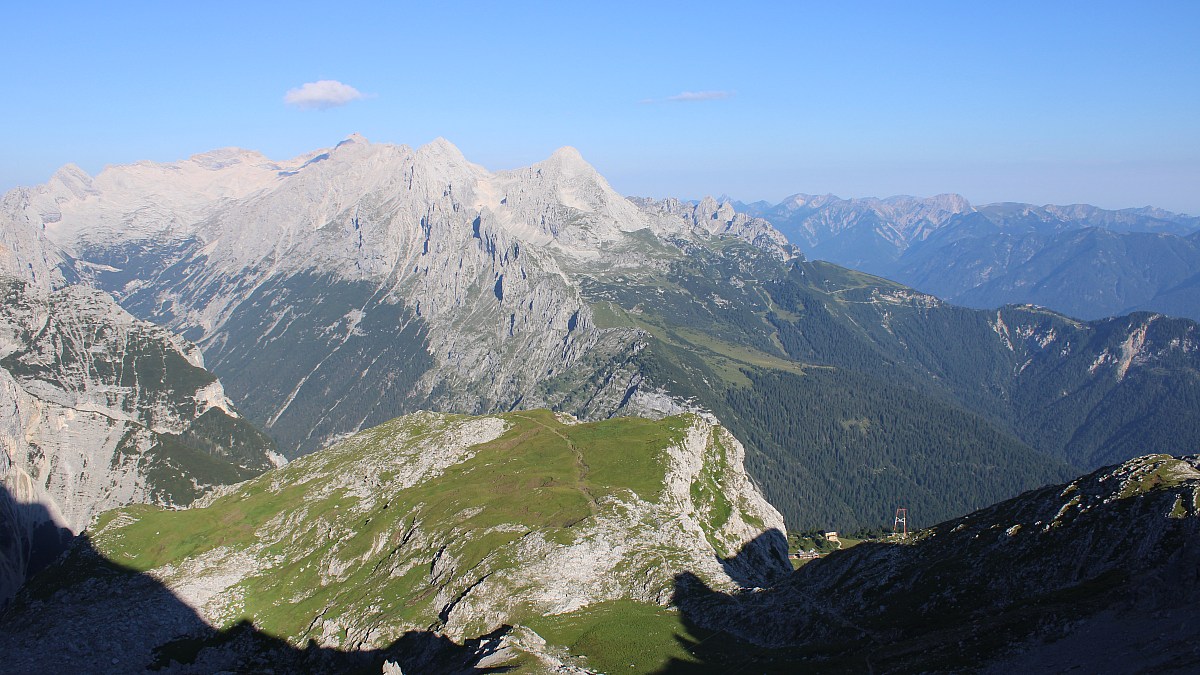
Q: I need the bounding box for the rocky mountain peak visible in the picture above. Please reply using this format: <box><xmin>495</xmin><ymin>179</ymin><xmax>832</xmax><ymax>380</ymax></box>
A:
<box><xmin>928</xmin><ymin>192</ymin><xmax>972</xmax><ymax>212</ymax></box>
<box><xmin>524</xmin><ymin>145</ymin><xmax>606</xmax><ymax>187</ymax></box>
<box><xmin>778</xmin><ymin>192</ymin><xmax>840</xmax><ymax>212</ymax></box>
<box><xmin>543</xmin><ymin>145</ymin><xmax>589</xmax><ymax>170</ymax></box>
<box><xmin>630</xmin><ymin>195</ymin><xmax>795</xmax><ymax>260</ymax></box>
<box><xmin>336</xmin><ymin>132</ymin><xmax>369</xmax><ymax>147</ymax></box>
<box><xmin>413</xmin><ymin>136</ymin><xmax>476</xmax><ymax>174</ymax></box>
<box><xmin>187</xmin><ymin>147</ymin><xmax>271</xmax><ymax>171</ymax></box>
<box><xmin>46</xmin><ymin>163</ymin><xmax>96</xmax><ymax>199</ymax></box>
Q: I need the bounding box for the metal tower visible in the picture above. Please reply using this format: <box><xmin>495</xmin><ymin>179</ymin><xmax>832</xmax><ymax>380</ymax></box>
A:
<box><xmin>893</xmin><ymin>507</ymin><xmax>908</xmax><ymax>538</ymax></box>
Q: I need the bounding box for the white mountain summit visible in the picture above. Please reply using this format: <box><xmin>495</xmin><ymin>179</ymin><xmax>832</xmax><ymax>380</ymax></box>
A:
<box><xmin>23</xmin><ymin>135</ymin><xmax>789</xmax><ymax>265</ymax></box>
<box><xmin>9</xmin><ymin>135</ymin><xmax>793</xmax><ymax>455</ymax></box>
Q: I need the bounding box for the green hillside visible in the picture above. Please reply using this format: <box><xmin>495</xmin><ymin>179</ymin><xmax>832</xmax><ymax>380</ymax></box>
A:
<box><xmin>4</xmin><ymin>410</ymin><xmax>787</xmax><ymax>672</ymax></box>
<box><xmin>563</xmin><ymin>240</ymin><xmax>1200</xmax><ymax>530</ymax></box>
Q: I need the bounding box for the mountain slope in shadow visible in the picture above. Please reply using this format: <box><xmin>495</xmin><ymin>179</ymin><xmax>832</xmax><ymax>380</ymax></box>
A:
<box><xmin>0</xmin><ymin>506</ymin><xmax>515</xmax><ymax>673</ymax></box>
<box><xmin>665</xmin><ymin>454</ymin><xmax>1200</xmax><ymax>673</ymax></box>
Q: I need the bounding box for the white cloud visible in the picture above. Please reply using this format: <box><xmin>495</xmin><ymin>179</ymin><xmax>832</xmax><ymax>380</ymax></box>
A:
<box><xmin>641</xmin><ymin>90</ymin><xmax>735</xmax><ymax>104</ymax></box>
<box><xmin>284</xmin><ymin>80</ymin><xmax>365</xmax><ymax>110</ymax></box>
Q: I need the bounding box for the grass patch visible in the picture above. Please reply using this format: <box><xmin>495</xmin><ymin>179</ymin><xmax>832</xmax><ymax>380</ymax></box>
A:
<box><xmin>567</xmin><ymin>414</ymin><xmax>688</xmax><ymax>503</ymax></box>
<box><xmin>525</xmin><ymin>600</ymin><xmax>701</xmax><ymax>673</ymax></box>
<box><xmin>690</xmin><ymin>431</ymin><xmax>735</xmax><ymax>554</ymax></box>
<box><xmin>588</xmin><ymin>301</ymin><xmax>635</xmax><ymax>330</ymax></box>
<box><xmin>1170</xmin><ymin>495</ymin><xmax>1188</xmax><ymax>518</ymax></box>
<box><xmin>669</xmin><ymin>326</ymin><xmax>807</xmax><ymax>378</ymax></box>
<box><xmin>1118</xmin><ymin>456</ymin><xmax>1192</xmax><ymax>499</ymax></box>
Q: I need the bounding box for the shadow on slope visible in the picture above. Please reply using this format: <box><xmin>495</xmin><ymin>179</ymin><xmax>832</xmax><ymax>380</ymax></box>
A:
<box><xmin>0</xmin><ymin>529</ymin><xmax>514</xmax><ymax>673</ymax></box>
<box><xmin>662</xmin><ymin>464</ymin><xmax>1200</xmax><ymax>673</ymax></box>
<box><xmin>715</xmin><ymin>527</ymin><xmax>790</xmax><ymax>589</ymax></box>
<box><xmin>647</xmin><ymin>530</ymin><xmax>820</xmax><ymax>674</ymax></box>
<box><xmin>0</xmin><ymin>481</ymin><xmax>72</xmax><ymax>611</ymax></box>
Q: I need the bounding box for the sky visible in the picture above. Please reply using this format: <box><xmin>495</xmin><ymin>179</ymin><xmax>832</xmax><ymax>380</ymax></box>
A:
<box><xmin>4</xmin><ymin>1</ymin><xmax>1199</xmax><ymax>213</ymax></box>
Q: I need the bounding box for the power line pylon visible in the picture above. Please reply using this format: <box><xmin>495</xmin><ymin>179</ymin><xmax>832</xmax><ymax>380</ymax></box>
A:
<box><xmin>893</xmin><ymin>507</ymin><xmax>908</xmax><ymax>538</ymax></box>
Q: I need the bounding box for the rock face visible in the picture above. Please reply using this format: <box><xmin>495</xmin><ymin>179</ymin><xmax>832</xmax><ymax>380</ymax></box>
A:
<box><xmin>629</xmin><ymin>195</ymin><xmax>795</xmax><ymax>258</ymax></box>
<box><xmin>0</xmin><ymin>277</ymin><xmax>280</xmax><ymax>609</ymax></box>
<box><xmin>0</xmin><ymin>188</ymin><xmax>74</xmax><ymax>289</ymax></box>
<box><xmin>0</xmin><ymin>410</ymin><xmax>788</xmax><ymax>672</ymax></box>
<box><xmin>10</xmin><ymin>136</ymin><xmax>791</xmax><ymax>456</ymax></box>
<box><xmin>0</xmin><ymin>189</ymin><xmax>280</xmax><ymax>609</ymax></box>
<box><xmin>673</xmin><ymin>453</ymin><xmax>1200</xmax><ymax>672</ymax></box>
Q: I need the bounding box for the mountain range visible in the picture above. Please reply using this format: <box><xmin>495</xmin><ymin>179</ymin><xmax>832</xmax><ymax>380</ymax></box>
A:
<box><xmin>736</xmin><ymin>194</ymin><xmax>1200</xmax><ymax>321</ymax></box>
<box><xmin>1</xmin><ymin>135</ymin><xmax>1198</xmax><ymax>671</ymax></box>
<box><xmin>4</xmin><ymin>136</ymin><xmax>1198</xmax><ymax>534</ymax></box>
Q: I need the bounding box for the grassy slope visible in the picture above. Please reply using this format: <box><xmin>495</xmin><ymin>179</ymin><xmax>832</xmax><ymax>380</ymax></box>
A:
<box><xmin>87</xmin><ymin>410</ymin><xmax>744</xmax><ymax>669</ymax></box>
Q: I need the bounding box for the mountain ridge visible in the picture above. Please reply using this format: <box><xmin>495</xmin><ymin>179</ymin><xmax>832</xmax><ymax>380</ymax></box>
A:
<box><xmin>672</xmin><ymin>452</ymin><xmax>1200</xmax><ymax>672</ymax></box>
<box><xmin>3</xmin><ymin>423</ymin><xmax>1195</xmax><ymax>672</ymax></box>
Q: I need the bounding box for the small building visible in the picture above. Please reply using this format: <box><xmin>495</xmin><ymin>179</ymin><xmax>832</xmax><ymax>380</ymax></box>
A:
<box><xmin>824</xmin><ymin>531</ymin><xmax>839</xmax><ymax>542</ymax></box>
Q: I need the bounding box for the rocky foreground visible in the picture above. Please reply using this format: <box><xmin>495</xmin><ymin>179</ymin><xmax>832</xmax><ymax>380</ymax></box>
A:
<box><xmin>0</xmin><ymin>410</ymin><xmax>788</xmax><ymax>672</ymax></box>
<box><xmin>673</xmin><ymin>453</ymin><xmax>1200</xmax><ymax>673</ymax></box>
<box><xmin>0</xmin><ymin>278</ymin><xmax>279</xmax><ymax>610</ymax></box>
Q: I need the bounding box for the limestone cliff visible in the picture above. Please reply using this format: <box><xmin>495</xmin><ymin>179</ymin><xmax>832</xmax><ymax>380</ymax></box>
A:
<box><xmin>15</xmin><ymin>136</ymin><xmax>791</xmax><ymax>455</ymax></box>
<box><xmin>0</xmin><ymin>278</ymin><xmax>280</xmax><ymax>608</ymax></box>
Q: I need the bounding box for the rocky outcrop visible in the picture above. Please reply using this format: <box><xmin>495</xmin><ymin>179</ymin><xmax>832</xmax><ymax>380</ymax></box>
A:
<box><xmin>0</xmin><ymin>410</ymin><xmax>788</xmax><ymax>671</ymax></box>
<box><xmin>0</xmin><ymin>189</ymin><xmax>73</xmax><ymax>289</ymax></box>
<box><xmin>672</xmin><ymin>453</ymin><xmax>1200</xmax><ymax>672</ymax></box>
<box><xmin>0</xmin><ymin>277</ymin><xmax>280</xmax><ymax>609</ymax></box>
<box><xmin>629</xmin><ymin>195</ymin><xmax>795</xmax><ymax>259</ymax></box>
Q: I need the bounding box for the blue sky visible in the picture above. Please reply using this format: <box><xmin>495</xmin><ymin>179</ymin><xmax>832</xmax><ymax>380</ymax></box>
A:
<box><xmin>5</xmin><ymin>1</ymin><xmax>1199</xmax><ymax>213</ymax></box>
